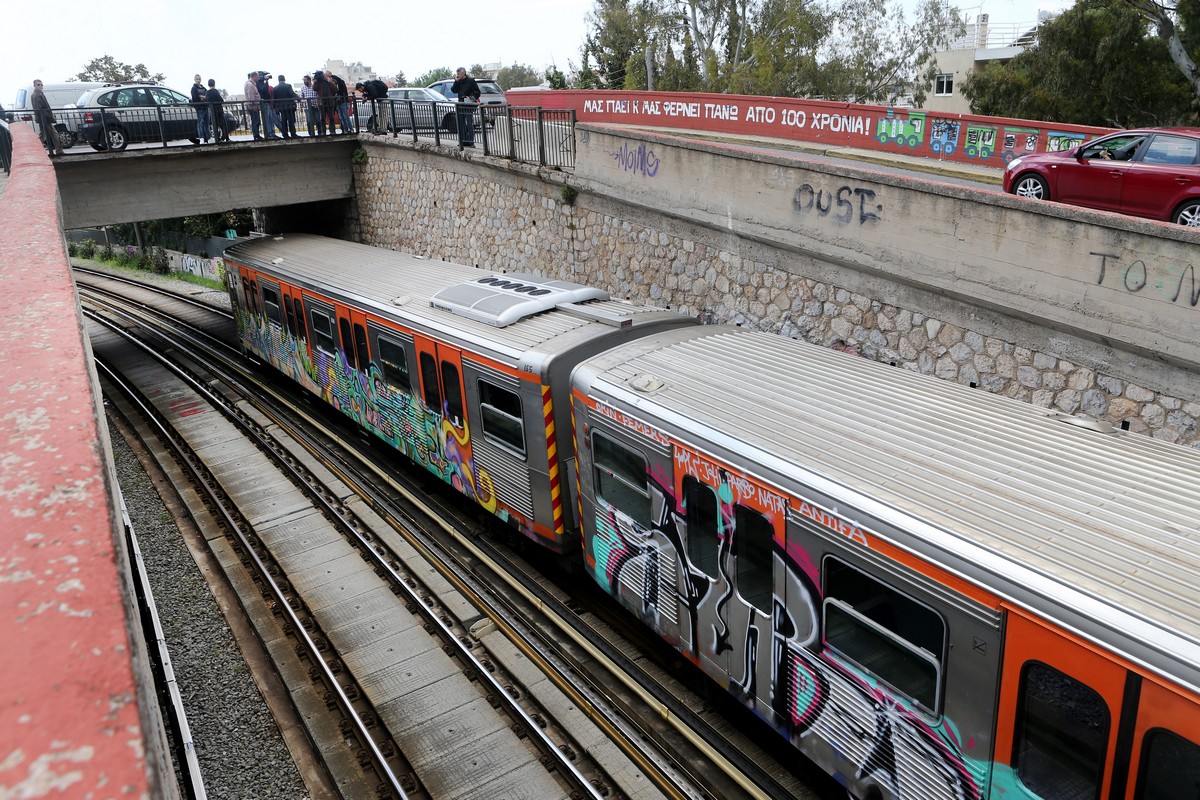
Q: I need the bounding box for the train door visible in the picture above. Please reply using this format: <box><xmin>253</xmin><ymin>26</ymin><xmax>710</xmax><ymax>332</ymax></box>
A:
<box><xmin>414</xmin><ymin>334</ymin><xmax>468</xmax><ymax>473</ymax></box>
<box><xmin>1122</xmin><ymin>678</ymin><xmax>1200</xmax><ymax>800</ymax></box>
<box><xmin>991</xmin><ymin>608</ymin><xmax>1128</xmax><ymax>800</ymax></box>
<box><xmin>676</xmin><ymin>450</ymin><xmax>779</xmax><ymax>707</ymax></box>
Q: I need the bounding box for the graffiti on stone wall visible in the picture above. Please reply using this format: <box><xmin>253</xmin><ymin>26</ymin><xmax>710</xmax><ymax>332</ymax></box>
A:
<box><xmin>607</xmin><ymin>141</ymin><xmax>661</xmax><ymax>178</ymax></box>
<box><xmin>1093</xmin><ymin>251</ymin><xmax>1200</xmax><ymax>306</ymax></box>
<box><xmin>793</xmin><ymin>183</ymin><xmax>882</xmax><ymax>226</ymax></box>
<box><xmin>175</xmin><ymin>253</ymin><xmax>222</xmax><ymax>282</ymax></box>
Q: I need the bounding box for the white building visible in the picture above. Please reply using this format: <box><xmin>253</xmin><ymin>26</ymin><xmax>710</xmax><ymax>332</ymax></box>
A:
<box><xmin>923</xmin><ymin>12</ymin><xmax>1053</xmax><ymax>114</ymax></box>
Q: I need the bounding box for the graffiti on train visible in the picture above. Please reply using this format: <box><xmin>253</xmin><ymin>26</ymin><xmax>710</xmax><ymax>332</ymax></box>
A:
<box><xmin>1094</xmin><ymin>251</ymin><xmax>1200</xmax><ymax>307</ymax></box>
<box><xmin>793</xmin><ymin>183</ymin><xmax>882</xmax><ymax>226</ymax></box>
<box><xmin>586</xmin><ymin>461</ymin><xmax>982</xmax><ymax>800</ymax></box>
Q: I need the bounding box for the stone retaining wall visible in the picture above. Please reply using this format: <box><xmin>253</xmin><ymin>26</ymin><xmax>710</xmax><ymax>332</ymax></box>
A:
<box><xmin>353</xmin><ymin>140</ymin><xmax>1200</xmax><ymax>446</ymax></box>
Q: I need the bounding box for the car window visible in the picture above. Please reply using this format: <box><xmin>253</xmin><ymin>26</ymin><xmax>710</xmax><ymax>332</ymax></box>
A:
<box><xmin>1140</xmin><ymin>134</ymin><xmax>1199</xmax><ymax>166</ymax></box>
<box><xmin>114</xmin><ymin>89</ymin><xmax>151</xmax><ymax>108</ymax></box>
<box><xmin>479</xmin><ymin>82</ymin><xmax>503</xmax><ymax>95</ymax></box>
<box><xmin>151</xmin><ymin>89</ymin><xmax>189</xmax><ymax>106</ymax></box>
<box><xmin>1080</xmin><ymin>134</ymin><xmax>1143</xmax><ymax>161</ymax></box>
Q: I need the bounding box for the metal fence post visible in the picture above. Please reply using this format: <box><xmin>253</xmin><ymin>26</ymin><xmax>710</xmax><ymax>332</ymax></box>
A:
<box><xmin>537</xmin><ymin>110</ymin><xmax>547</xmax><ymax>167</ymax></box>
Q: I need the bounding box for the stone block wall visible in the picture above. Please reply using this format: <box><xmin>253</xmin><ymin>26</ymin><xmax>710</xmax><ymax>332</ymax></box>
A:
<box><xmin>353</xmin><ymin>141</ymin><xmax>1200</xmax><ymax>446</ymax></box>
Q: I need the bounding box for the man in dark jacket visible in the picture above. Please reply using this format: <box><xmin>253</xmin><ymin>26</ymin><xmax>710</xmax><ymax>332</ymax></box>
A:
<box><xmin>191</xmin><ymin>74</ymin><xmax>211</xmax><ymax>143</ymax></box>
<box><xmin>328</xmin><ymin>74</ymin><xmax>350</xmax><ymax>134</ymax></box>
<box><xmin>257</xmin><ymin>72</ymin><xmax>281</xmax><ymax>139</ymax></box>
<box><xmin>313</xmin><ymin>71</ymin><xmax>335</xmax><ymax>136</ymax></box>
<box><xmin>30</xmin><ymin>80</ymin><xmax>64</xmax><ymax>157</ymax></box>
<box><xmin>356</xmin><ymin>80</ymin><xmax>388</xmax><ymax>133</ymax></box>
<box><xmin>204</xmin><ymin>79</ymin><xmax>229</xmax><ymax>143</ymax></box>
<box><xmin>450</xmin><ymin>67</ymin><xmax>481</xmax><ymax>148</ymax></box>
<box><xmin>273</xmin><ymin>75</ymin><xmax>299</xmax><ymax>139</ymax></box>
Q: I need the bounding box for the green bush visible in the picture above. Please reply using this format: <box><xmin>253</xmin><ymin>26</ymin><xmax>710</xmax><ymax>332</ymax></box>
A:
<box><xmin>99</xmin><ymin>243</ymin><xmax>115</xmax><ymax>261</ymax></box>
<box><xmin>78</xmin><ymin>239</ymin><xmax>97</xmax><ymax>259</ymax></box>
<box><xmin>150</xmin><ymin>246</ymin><xmax>170</xmax><ymax>274</ymax></box>
<box><xmin>67</xmin><ymin>241</ymin><xmax>78</xmax><ymax>257</ymax></box>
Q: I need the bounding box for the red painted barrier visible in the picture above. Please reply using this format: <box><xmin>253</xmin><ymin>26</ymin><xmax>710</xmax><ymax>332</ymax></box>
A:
<box><xmin>0</xmin><ymin>124</ymin><xmax>152</xmax><ymax>798</ymax></box>
<box><xmin>524</xmin><ymin>89</ymin><xmax>1113</xmax><ymax>168</ymax></box>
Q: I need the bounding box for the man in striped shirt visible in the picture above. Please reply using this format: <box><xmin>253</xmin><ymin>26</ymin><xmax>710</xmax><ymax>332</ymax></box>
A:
<box><xmin>300</xmin><ymin>75</ymin><xmax>321</xmax><ymax>137</ymax></box>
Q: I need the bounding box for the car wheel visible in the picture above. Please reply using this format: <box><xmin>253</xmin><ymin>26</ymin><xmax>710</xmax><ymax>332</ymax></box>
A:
<box><xmin>1012</xmin><ymin>173</ymin><xmax>1049</xmax><ymax>201</ymax></box>
<box><xmin>105</xmin><ymin>126</ymin><xmax>129</xmax><ymax>152</ymax></box>
<box><xmin>1173</xmin><ymin>199</ymin><xmax>1200</xmax><ymax>227</ymax></box>
<box><xmin>59</xmin><ymin>130</ymin><xmax>77</xmax><ymax>149</ymax></box>
<box><xmin>442</xmin><ymin>113</ymin><xmax>457</xmax><ymax>134</ymax></box>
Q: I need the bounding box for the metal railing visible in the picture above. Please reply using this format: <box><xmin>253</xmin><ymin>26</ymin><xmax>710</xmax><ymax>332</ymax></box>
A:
<box><xmin>42</xmin><ymin>97</ymin><xmax>575</xmax><ymax>168</ymax></box>
<box><xmin>364</xmin><ymin>99</ymin><xmax>576</xmax><ymax>168</ymax></box>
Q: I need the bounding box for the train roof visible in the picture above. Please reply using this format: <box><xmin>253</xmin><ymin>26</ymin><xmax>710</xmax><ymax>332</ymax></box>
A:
<box><xmin>573</xmin><ymin>325</ymin><xmax>1200</xmax><ymax>691</ymax></box>
<box><xmin>224</xmin><ymin>234</ymin><xmax>691</xmax><ymax>371</ymax></box>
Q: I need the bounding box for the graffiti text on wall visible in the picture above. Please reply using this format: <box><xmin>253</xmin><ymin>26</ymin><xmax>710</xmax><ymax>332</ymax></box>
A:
<box><xmin>607</xmin><ymin>141</ymin><xmax>661</xmax><ymax>178</ymax></box>
<box><xmin>793</xmin><ymin>183</ymin><xmax>882</xmax><ymax>226</ymax></box>
<box><xmin>1093</xmin><ymin>251</ymin><xmax>1200</xmax><ymax>306</ymax></box>
<box><xmin>583</xmin><ymin>98</ymin><xmax>873</xmax><ymax>137</ymax></box>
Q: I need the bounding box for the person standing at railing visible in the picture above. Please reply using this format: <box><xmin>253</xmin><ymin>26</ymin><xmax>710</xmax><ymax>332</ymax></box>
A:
<box><xmin>356</xmin><ymin>80</ymin><xmax>388</xmax><ymax>133</ymax></box>
<box><xmin>329</xmin><ymin>74</ymin><xmax>351</xmax><ymax>134</ymax></box>
<box><xmin>257</xmin><ymin>72</ymin><xmax>281</xmax><ymax>140</ymax></box>
<box><xmin>313</xmin><ymin>71</ymin><xmax>335</xmax><ymax>136</ymax></box>
<box><xmin>30</xmin><ymin>80</ymin><xmax>64</xmax><ymax>158</ymax></box>
<box><xmin>204</xmin><ymin>80</ymin><xmax>229</xmax><ymax>143</ymax></box>
<box><xmin>191</xmin><ymin>74</ymin><xmax>212</xmax><ymax>143</ymax></box>
<box><xmin>450</xmin><ymin>67</ymin><xmax>480</xmax><ymax>149</ymax></box>
<box><xmin>273</xmin><ymin>75</ymin><xmax>298</xmax><ymax>140</ymax></box>
<box><xmin>300</xmin><ymin>75</ymin><xmax>320</xmax><ymax>137</ymax></box>
<box><xmin>244</xmin><ymin>72</ymin><xmax>263</xmax><ymax>140</ymax></box>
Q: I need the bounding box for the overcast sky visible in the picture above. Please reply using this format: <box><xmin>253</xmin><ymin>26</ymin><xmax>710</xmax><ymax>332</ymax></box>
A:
<box><xmin>4</xmin><ymin>0</ymin><xmax>1070</xmax><ymax>108</ymax></box>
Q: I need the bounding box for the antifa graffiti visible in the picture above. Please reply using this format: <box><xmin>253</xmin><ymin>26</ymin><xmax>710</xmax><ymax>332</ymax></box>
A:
<box><xmin>793</xmin><ymin>183</ymin><xmax>882</xmax><ymax>225</ymax></box>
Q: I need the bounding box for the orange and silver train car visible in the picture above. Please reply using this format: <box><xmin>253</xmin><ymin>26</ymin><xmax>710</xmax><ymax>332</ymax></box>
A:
<box><xmin>223</xmin><ymin>234</ymin><xmax>694</xmax><ymax>552</ymax></box>
<box><xmin>570</xmin><ymin>325</ymin><xmax>1200</xmax><ymax>800</ymax></box>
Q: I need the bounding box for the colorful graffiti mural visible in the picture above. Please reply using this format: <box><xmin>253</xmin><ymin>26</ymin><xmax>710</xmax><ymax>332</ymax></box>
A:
<box><xmin>584</xmin><ymin>438</ymin><xmax>984</xmax><ymax>800</ymax></box>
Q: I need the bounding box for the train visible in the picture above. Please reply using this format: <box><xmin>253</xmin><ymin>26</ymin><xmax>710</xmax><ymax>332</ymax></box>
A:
<box><xmin>225</xmin><ymin>234</ymin><xmax>1200</xmax><ymax>800</ymax></box>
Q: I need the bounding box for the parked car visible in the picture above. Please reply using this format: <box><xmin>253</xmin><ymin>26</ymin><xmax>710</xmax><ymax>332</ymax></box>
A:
<box><xmin>426</xmin><ymin>79</ymin><xmax>507</xmax><ymax>133</ymax></box>
<box><xmin>1004</xmin><ymin>128</ymin><xmax>1200</xmax><ymax>227</ymax></box>
<box><xmin>10</xmin><ymin>82</ymin><xmax>106</xmax><ymax>149</ymax></box>
<box><xmin>379</xmin><ymin>87</ymin><xmax>456</xmax><ymax>132</ymax></box>
<box><xmin>74</xmin><ymin>82</ymin><xmax>239</xmax><ymax>152</ymax></box>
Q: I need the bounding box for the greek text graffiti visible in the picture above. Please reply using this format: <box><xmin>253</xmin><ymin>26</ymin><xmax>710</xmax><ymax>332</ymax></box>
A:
<box><xmin>607</xmin><ymin>141</ymin><xmax>661</xmax><ymax>178</ymax></box>
<box><xmin>793</xmin><ymin>183</ymin><xmax>882</xmax><ymax>225</ymax></box>
<box><xmin>1093</xmin><ymin>251</ymin><xmax>1200</xmax><ymax>306</ymax></box>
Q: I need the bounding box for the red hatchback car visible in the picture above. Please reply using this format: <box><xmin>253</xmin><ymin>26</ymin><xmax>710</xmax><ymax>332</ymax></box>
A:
<box><xmin>1003</xmin><ymin>127</ymin><xmax>1200</xmax><ymax>227</ymax></box>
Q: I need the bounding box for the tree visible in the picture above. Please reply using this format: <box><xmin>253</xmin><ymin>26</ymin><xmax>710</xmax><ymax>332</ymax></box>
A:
<box><xmin>586</xmin><ymin>0</ymin><xmax>646</xmax><ymax>87</ymax></box>
<box><xmin>546</xmin><ymin>65</ymin><xmax>569</xmax><ymax>89</ymax></box>
<box><xmin>1125</xmin><ymin>0</ymin><xmax>1200</xmax><ymax>103</ymax></box>
<box><xmin>415</xmin><ymin>67</ymin><xmax>454</xmax><ymax>86</ymax></box>
<box><xmin>391</xmin><ymin>70</ymin><xmax>409</xmax><ymax>86</ymax></box>
<box><xmin>496</xmin><ymin>63</ymin><xmax>543</xmax><ymax>88</ymax></box>
<box><xmin>74</xmin><ymin>55</ymin><xmax>164</xmax><ymax>83</ymax></box>
<box><xmin>962</xmin><ymin>0</ymin><xmax>1197</xmax><ymax>126</ymax></box>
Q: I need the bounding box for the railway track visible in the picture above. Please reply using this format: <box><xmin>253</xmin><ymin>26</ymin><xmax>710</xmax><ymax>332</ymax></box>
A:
<box><xmin>77</xmin><ymin>267</ymin><xmax>835</xmax><ymax>800</ymax></box>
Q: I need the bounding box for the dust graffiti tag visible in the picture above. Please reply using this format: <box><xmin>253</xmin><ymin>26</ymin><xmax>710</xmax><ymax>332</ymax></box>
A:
<box><xmin>793</xmin><ymin>183</ymin><xmax>882</xmax><ymax>226</ymax></box>
<box><xmin>607</xmin><ymin>141</ymin><xmax>661</xmax><ymax>177</ymax></box>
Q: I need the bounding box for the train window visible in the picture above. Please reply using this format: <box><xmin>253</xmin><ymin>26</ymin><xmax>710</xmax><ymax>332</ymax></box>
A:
<box><xmin>377</xmin><ymin>336</ymin><xmax>410</xmax><ymax>392</ymax></box>
<box><xmin>684</xmin><ymin>476</ymin><xmax>719</xmax><ymax>578</ymax></box>
<box><xmin>479</xmin><ymin>380</ymin><xmax>525</xmax><ymax>457</ymax></box>
<box><xmin>1013</xmin><ymin>661</ymin><xmax>1109</xmax><ymax>800</ymax></box>
<box><xmin>734</xmin><ymin>506</ymin><xmax>773</xmax><ymax>614</ymax></box>
<box><xmin>822</xmin><ymin>557</ymin><xmax>945</xmax><ymax>713</ymax></box>
<box><xmin>441</xmin><ymin>361</ymin><xmax>463</xmax><ymax>427</ymax></box>
<box><xmin>282</xmin><ymin>294</ymin><xmax>296</xmax><ymax>336</ymax></box>
<box><xmin>339</xmin><ymin>318</ymin><xmax>356</xmax><ymax>370</ymax></box>
<box><xmin>353</xmin><ymin>323</ymin><xmax>370</xmax><ymax>371</ymax></box>
<box><xmin>420</xmin><ymin>352</ymin><xmax>441</xmax><ymax>414</ymax></box>
<box><xmin>241</xmin><ymin>278</ymin><xmax>251</xmax><ymax>308</ymax></box>
<box><xmin>1135</xmin><ymin>729</ymin><xmax>1200</xmax><ymax>800</ymax></box>
<box><xmin>249</xmin><ymin>280</ymin><xmax>261</xmax><ymax>316</ymax></box>
<box><xmin>307</xmin><ymin>307</ymin><xmax>336</xmax><ymax>354</ymax></box>
<box><xmin>592</xmin><ymin>432</ymin><xmax>650</xmax><ymax>527</ymax></box>
<box><xmin>292</xmin><ymin>298</ymin><xmax>307</xmax><ymax>341</ymax></box>
<box><xmin>261</xmin><ymin>285</ymin><xmax>282</xmax><ymax>327</ymax></box>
